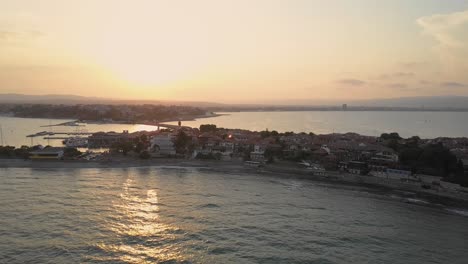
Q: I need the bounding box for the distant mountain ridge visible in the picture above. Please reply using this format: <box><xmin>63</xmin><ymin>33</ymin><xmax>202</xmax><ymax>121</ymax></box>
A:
<box><xmin>351</xmin><ymin>96</ymin><xmax>468</xmax><ymax>109</ymax></box>
<box><xmin>0</xmin><ymin>93</ymin><xmax>226</xmax><ymax>107</ymax></box>
<box><xmin>0</xmin><ymin>93</ymin><xmax>468</xmax><ymax>109</ymax></box>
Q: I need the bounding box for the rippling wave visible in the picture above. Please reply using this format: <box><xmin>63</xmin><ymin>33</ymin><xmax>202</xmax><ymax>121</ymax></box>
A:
<box><xmin>1</xmin><ymin>167</ymin><xmax>467</xmax><ymax>263</ymax></box>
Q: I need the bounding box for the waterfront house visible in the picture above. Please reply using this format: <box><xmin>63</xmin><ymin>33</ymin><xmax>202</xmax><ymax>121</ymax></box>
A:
<box><xmin>386</xmin><ymin>168</ymin><xmax>413</xmax><ymax>181</ymax></box>
<box><xmin>88</xmin><ymin>130</ymin><xmax>131</xmax><ymax>148</ymax></box>
<box><xmin>149</xmin><ymin>134</ymin><xmax>176</xmax><ymax>157</ymax></box>
<box><xmin>250</xmin><ymin>144</ymin><xmax>266</xmax><ymax>162</ymax></box>
<box><xmin>29</xmin><ymin>147</ymin><xmax>65</xmax><ymax>160</ymax></box>
<box><xmin>345</xmin><ymin>161</ymin><xmax>368</xmax><ymax>175</ymax></box>
<box><xmin>463</xmin><ymin>159</ymin><xmax>468</xmax><ymax>175</ymax></box>
<box><xmin>371</xmin><ymin>150</ymin><xmax>399</xmax><ymax>163</ymax></box>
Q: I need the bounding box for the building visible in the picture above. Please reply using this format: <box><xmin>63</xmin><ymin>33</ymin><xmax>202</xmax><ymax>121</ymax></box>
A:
<box><xmin>342</xmin><ymin>104</ymin><xmax>347</xmax><ymax>111</ymax></box>
<box><xmin>250</xmin><ymin>144</ymin><xmax>266</xmax><ymax>162</ymax></box>
<box><xmin>149</xmin><ymin>134</ymin><xmax>176</xmax><ymax>157</ymax></box>
<box><xmin>88</xmin><ymin>130</ymin><xmax>130</xmax><ymax>148</ymax></box>
<box><xmin>30</xmin><ymin>147</ymin><xmax>65</xmax><ymax>160</ymax></box>
<box><xmin>346</xmin><ymin>161</ymin><xmax>368</xmax><ymax>175</ymax></box>
<box><xmin>371</xmin><ymin>151</ymin><xmax>399</xmax><ymax>163</ymax></box>
<box><xmin>463</xmin><ymin>159</ymin><xmax>468</xmax><ymax>175</ymax></box>
<box><xmin>386</xmin><ymin>168</ymin><xmax>414</xmax><ymax>181</ymax></box>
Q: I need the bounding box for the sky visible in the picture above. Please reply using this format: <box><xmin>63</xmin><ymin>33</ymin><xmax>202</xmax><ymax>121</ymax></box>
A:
<box><xmin>1</xmin><ymin>0</ymin><xmax>468</xmax><ymax>103</ymax></box>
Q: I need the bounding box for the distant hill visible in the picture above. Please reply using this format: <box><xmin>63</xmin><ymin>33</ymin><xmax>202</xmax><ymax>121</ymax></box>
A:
<box><xmin>1</xmin><ymin>93</ymin><xmax>467</xmax><ymax>110</ymax></box>
<box><xmin>351</xmin><ymin>96</ymin><xmax>468</xmax><ymax>109</ymax></box>
<box><xmin>0</xmin><ymin>93</ymin><xmax>226</xmax><ymax>107</ymax></box>
<box><xmin>266</xmin><ymin>96</ymin><xmax>468</xmax><ymax>110</ymax></box>
<box><xmin>0</xmin><ymin>94</ymin><xmax>108</xmax><ymax>104</ymax></box>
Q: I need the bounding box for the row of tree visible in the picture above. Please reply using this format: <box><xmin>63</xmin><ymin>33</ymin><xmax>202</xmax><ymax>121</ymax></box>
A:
<box><xmin>0</xmin><ymin>145</ymin><xmax>82</xmax><ymax>159</ymax></box>
<box><xmin>381</xmin><ymin>133</ymin><xmax>467</xmax><ymax>186</ymax></box>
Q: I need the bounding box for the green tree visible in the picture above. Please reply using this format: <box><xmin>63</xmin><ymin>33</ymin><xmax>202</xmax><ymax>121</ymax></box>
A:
<box><xmin>112</xmin><ymin>141</ymin><xmax>134</xmax><ymax>155</ymax></box>
<box><xmin>135</xmin><ymin>141</ymin><xmax>145</xmax><ymax>153</ymax></box>
<box><xmin>199</xmin><ymin>124</ymin><xmax>217</xmax><ymax>133</ymax></box>
<box><xmin>139</xmin><ymin>150</ymin><xmax>151</xmax><ymax>159</ymax></box>
<box><xmin>174</xmin><ymin>131</ymin><xmax>192</xmax><ymax>154</ymax></box>
<box><xmin>64</xmin><ymin>147</ymin><xmax>82</xmax><ymax>158</ymax></box>
<box><xmin>380</xmin><ymin>132</ymin><xmax>401</xmax><ymax>140</ymax></box>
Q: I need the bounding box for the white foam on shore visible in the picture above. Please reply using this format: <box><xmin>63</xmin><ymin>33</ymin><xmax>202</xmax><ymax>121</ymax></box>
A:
<box><xmin>131</xmin><ymin>165</ymin><xmax>210</xmax><ymax>170</ymax></box>
<box><xmin>405</xmin><ymin>198</ymin><xmax>430</xmax><ymax>205</ymax></box>
<box><xmin>446</xmin><ymin>208</ymin><xmax>468</xmax><ymax>217</ymax></box>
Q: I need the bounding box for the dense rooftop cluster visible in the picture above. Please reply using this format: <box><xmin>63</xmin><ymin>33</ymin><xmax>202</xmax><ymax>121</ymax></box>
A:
<box><xmin>99</xmin><ymin>124</ymin><xmax>468</xmax><ymax>187</ymax></box>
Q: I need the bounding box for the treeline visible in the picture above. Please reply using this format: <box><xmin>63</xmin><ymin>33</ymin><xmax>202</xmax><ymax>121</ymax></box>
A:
<box><xmin>0</xmin><ymin>146</ymin><xmax>82</xmax><ymax>159</ymax></box>
<box><xmin>0</xmin><ymin>146</ymin><xmax>32</xmax><ymax>159</ymax></box>
<box><xmin>382</xmin><ymin>133</ymin><xmax>468</xmax><ymax>186</ymax></box>
<box><xmin>0</xmin><ymin>104</ymin><xmax>205</xmax><ymax>122</ymax></box>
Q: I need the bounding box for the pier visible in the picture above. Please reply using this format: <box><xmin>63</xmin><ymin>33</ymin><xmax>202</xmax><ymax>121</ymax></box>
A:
<box><xmin>26</xmin><ymin>131</ymin><xmax>93</xmax><ymax>138</ymax></box>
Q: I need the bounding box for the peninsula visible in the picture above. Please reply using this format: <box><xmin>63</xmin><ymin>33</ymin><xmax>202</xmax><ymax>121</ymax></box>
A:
<box><xmin>1</xmin><ymin>123</ymin><xmax>468</xmax><ymax>206</ymax></box>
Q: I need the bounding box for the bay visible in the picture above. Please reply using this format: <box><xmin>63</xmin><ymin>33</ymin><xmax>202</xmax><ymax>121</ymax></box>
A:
<box><xmin>0</xmin><ymin>167</ymin><xmax>467</xmax><ymax>263</ymax></box>
<box><xmin>2</xmin><ymin>111</ymin><xmax>468</xmax><ymax>148</ymax></box>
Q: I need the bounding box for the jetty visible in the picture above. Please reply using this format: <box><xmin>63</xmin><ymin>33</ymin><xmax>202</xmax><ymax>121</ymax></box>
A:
<box><xmin>26</xmin><ymin>131</ymin><xmax>93</xmax><ymax>138</ymax></box>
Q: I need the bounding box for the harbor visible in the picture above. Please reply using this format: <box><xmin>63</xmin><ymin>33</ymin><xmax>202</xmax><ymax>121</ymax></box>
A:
<box><xmin>23</xmin><ymin>120</ymin><xmax>180</xmax><ymax>148</ymax></box>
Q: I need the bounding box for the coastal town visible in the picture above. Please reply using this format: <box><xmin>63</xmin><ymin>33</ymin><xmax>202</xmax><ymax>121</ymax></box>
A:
<box><xmin>2</xmin><ymin>120</ymin><xmax>468</xmax><ymax>202</ymax></box>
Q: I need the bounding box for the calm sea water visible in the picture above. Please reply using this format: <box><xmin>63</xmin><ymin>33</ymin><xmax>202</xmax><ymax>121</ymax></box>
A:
<box><xmin>167</xmin><ymin>111</ymin><xmax>468</xmax><ymax>138</ymax></box>
<box><xmin>0</xmin><ymin>116</ymin><xmax>158</xmax><ymax>147</ymax></box>
<box><xmin>1</xmin><ymin>111</ymin><xmax>468</xmax><ymax>147</ymax></box>
<box><xmin>0</xmin><ymin>167</ymin><xmax>467</xmax><ymax>263</ymax></box>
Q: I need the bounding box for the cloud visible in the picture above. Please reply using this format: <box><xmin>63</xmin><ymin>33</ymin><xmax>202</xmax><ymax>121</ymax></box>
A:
<box><xmin>336</xmin><ymin>78</ymin><xmax>366</xmax><ymax>86</ymax></box>
<box><xmin>441</xmin><ymin>81</ymin><xmax>466</xmax><ymax>88</ymax></box>
<box><xmin>0</xmin><ymin>30</ymin><xmax>16</xmax><ymax>39</ymax></box>
<box><xmin>387</xmin><ymin>83</ymin><xmax>408</xmax><ymax>89</ymax></box>
<box><xmin>0</xmin><ymin>29</ymin><xmax>43</xmax><ymax>44</ymax></box>
<box><xmin>0</xmin><ymin>14</ymin><xmax>44</xmax><ymax>45</ymax></box>
<box><xmin>392</xmin><ymin>72</ymin><xmax>414</xmax><ymax>78</ymax></box>
<box><xmin>400</xmin><ymin>61</ymin><xmax>428</xmax><ymax>69</ymax></box>
<box><xmin>377</xmin><ymin>72</ymin><xmax>414</xmax><ymax>80</ymax></box>
<box><xmin>417</xmin><ymin>9</ymin><xmax>468</xmax><ymax>73</ymax></box>
<box><xmin>417</xmin><ymin>10</ymin><xmax>468</xmax><ymax>47</ymax></box>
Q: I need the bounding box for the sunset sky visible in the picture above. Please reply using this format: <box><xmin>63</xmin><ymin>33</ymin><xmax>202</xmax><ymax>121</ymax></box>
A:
<box><xmin>1</xmin><ymin>0</ymin><xmax>467</xmax><ymax>103</ymax></box>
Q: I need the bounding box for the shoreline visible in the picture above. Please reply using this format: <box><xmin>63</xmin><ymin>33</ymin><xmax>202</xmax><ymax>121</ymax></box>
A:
<box><xmin>0</xmin><ymin>112</ymin><xmax>223</xmax><ymax>126</ymax></box>
<box><xmin>53</xmin><ymin>112</ymin><xmax>223</xmax><ymax>125</ymax></box>
<box><xmin>1</xmin><ymin>158</ymin><xmax>468</xmax><ymax>208</ymax></box>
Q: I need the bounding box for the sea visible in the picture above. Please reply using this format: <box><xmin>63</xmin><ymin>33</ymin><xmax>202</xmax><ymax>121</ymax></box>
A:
<box><xmin>1</xmin><ymin>111</ymin><xmax>468</xmax><ymax>147</ymax></box>
<box><xmin>1</xmin><ymin>167</ymin><xmax>467</xmax><ymax>263</ymax></box>
<box><xmin>1</xmin><ymin>112</ymin><xmax>468</xmax><ymax>263</ymax></box>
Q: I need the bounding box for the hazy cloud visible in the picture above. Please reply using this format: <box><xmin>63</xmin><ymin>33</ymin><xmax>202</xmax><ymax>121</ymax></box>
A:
<box><xmin>0</xmin><ymin>29</ymin><xmax>43</xmax><ymax>42</ymax></box>
<box><xmin>417</xmin><ymin>10</ymin><xmax>468</xmax><ymax>47</ymax></box>
<box><xmin>387</xmin><ymin>83</ymin><xmax>408</xmax><ymax>89</ymax></box>
<box><xmin>393</xmin><ymin>72</ymin><xmax>414</xmax><ymax>78</ymax></box>
<box><xmin>441</xmin><ymin>82</ymin><xmax>466</xmax><ymax>88</ymax></box>
<box><xmin>417</xmin><ymin>9</ymin><xmax>468</xmax><ymax>73</ymax></box>
<box><xmin>337</xmin><ymin>79</ymin><xmax>366</xmax><ymax>86</ymax></box>
<box><xmin>400</xmin><ymin>61</ymin><xmax>428</xmax><ymax>69</ymax></box>
<box><xmin>376</xmin><ymin>72</ymin><xmax>414</xmax><ymax>80</ymax></box>
<box><xmin>0</xmin><ymin>30</ymin><xmax>15</xmax><ymax>39</ymax></box>
<box><xmin>0</xmin><ymin>13</ymin><xmax>44</xmax><ymax>45</ymax></box>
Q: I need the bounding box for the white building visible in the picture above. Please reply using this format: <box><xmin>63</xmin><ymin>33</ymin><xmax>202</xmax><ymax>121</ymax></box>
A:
<box><xmin>29</xmin><ymin>147</ymin><xmax>65</xmax><ymax>160</ymax></box>
<box><xmin>250</xmin><ymin>144</ymin><xmax>266</xmax><ymax>162</ymax></box>
<box><xmin>149</xmin><ymin>134</ymin><xmax>176</xmax><ymax>157</ymax></box>
<box><xmin>371</xmin><ymin>151</ymin><xmax>399</xmax><ymax>163</ymax></box>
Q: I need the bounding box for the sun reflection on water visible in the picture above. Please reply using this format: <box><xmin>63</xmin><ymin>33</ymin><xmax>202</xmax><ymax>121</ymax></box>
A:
<box><xmin>95</xmin><ymin>178</ymin><xmax>187</xmax><ymax>263</ymax></box>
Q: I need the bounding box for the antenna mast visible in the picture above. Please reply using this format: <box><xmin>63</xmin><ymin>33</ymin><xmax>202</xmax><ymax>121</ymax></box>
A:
<box><xmin>0</xmin><ymin>124</ymin><xmax>3</xmax><ymax>146</ymax></box>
